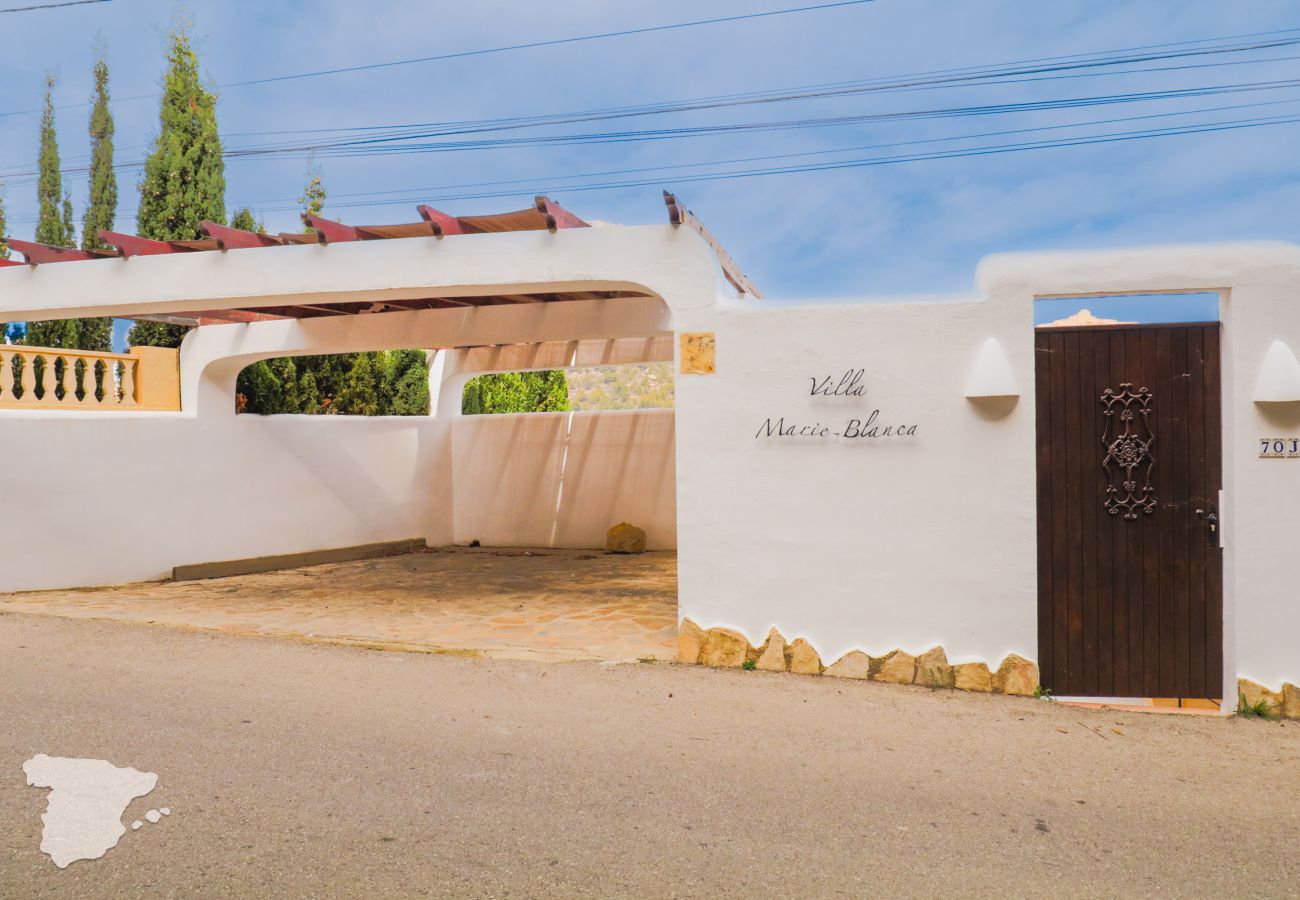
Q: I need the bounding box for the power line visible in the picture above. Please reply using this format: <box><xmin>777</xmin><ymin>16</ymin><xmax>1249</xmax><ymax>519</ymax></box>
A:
<box><xmin>0</xmin><ymin>0</ymin><xmax>109</xmax><ymax>12</ymax></box>
<box><xmin>221</xmin><ymin>0</ymin><xmax>881</xmax><ymax>89</ymax></box>
<box><xmin>29</xmin><ymin>106</ymin><xmax>1289</xmax><ymax>227</ymax></box>
<box><xmin>0</xmin><ymin>0</ymin><xmax>878</xmax><ymax>118</ymax></box>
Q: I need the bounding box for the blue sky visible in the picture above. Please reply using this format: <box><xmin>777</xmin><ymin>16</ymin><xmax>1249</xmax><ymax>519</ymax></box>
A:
<box><xmin>1</xmin><ymin>0</ymin><xmax>1298</xmax><ymax>306</ymax></box>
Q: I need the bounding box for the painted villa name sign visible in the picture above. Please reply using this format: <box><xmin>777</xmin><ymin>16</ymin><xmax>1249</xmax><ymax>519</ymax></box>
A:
<box><xmin>755</xmin><ymin>369</ymin><xmax>919</xmax><ymax>441</ymax></box>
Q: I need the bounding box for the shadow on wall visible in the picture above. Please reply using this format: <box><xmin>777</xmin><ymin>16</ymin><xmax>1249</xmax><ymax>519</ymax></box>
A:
<box><xmin>450</xmin><ymin>409</ymin><xmax>676</xmax><ymax>550</ymax></box>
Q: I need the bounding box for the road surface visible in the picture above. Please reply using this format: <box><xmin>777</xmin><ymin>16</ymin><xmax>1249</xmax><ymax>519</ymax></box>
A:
<box><xmin>2</xmin><ymin>612</ymin><xmax>1297</xmax><ymax>897</ymax></box>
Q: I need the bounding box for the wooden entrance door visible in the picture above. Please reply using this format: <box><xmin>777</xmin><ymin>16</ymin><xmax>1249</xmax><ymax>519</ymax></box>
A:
<box><xmin>1034</xmin><ymin>322</ymin><xmax>1223</xmax><ymax>698</ymax></box>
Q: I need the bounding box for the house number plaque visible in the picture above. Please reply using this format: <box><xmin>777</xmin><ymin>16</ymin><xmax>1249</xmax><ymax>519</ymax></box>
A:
<box><xmin>1259</xmin><ymin>437</ymin><xmax>1300</xmax><ymax>458</ymax></box>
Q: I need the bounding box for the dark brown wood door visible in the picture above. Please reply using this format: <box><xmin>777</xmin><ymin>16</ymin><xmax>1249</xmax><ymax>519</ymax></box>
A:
<box><xmin>1035</xmin><ymin>322</ymin><xmax>1222</xmax><ymax>699</ymax></box>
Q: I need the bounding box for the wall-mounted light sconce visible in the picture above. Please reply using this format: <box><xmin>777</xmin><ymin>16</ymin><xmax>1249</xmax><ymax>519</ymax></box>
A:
<box><xmin>964</xmin><ymin>338</ymin><xmax>1019</xmax><ymax>420</ymax></box>
<box><xmin>964</xmin><ymin>338</ymin><xmax>1019</xmax><ymax>398</ymax></box>
<box><xmin>1254</xmin><ymin>340</ymin><xmax>1300</xmax><ymax>403</ymax></box>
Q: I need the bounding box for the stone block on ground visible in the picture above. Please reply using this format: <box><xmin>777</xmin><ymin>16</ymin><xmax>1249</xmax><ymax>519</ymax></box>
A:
<box><xmin>1238</xmin><ymin>678</ymin><xmax>1285</xmax><ymax>717</ymax></box>
<box><xmin>825</xmin><ymin>651</ymin><xmax>872</xmax><ymax>680</ymax></box>
<box><xmin>876</xmin><ymin>650</ymin><xmax>917</xmax><ymax>685</ymax></box>
<box><xmin>788</xmin><ymin>639</ymin><xmax>823</xmax><ymax>675</ymax></box>
<box><xmin>699</xmin><ymin>627</ymin><xmax>750</xmax><ymax>668</ymax></box>
<box><xmin>953</xmin><ymin>662</ymin><xmax>993</xmax><ymax>693</ymax></box>
<box><xmin>1283</xmin><ymin>683</ymin><xmax>1300</xmax><ymax>720</ymax></box>
<box><xmin>677</xmin><ymin>618</ymin><xmax>706</xmax><ymax>665</ymax></box>
<box><xmin>606</xmin><ymin>523</ymin><xmax>647</xmax><ymax>554</ymax></box>
<box><xmin>914</xmin><ymin>646</ymin><xmax>954</xmax><ymax>688</ymax></box>
<box><xmin>993</xmin><ymin>654</ymin><xmax>1039</xmax><ymax>696</ymax></box>
<box><xmin>756</xmin><ymin>629</ymin><xmax>789</xmax><ymax>672</ymax></box>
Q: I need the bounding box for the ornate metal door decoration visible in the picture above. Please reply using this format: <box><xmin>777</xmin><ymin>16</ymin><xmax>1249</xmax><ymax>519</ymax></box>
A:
<box><xmin>1100</xmin><ymin>383</ymin><xmax>1156</xmax><ymax>519</ymax></box>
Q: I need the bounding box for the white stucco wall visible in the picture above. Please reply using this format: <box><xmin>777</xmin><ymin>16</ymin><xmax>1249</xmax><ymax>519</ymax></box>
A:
<box><xmin>0</xmin><ymin>412</ymin><xmax>446</xmax><ymax>592</ymax></box>
<box><xmin>673</xmin><ymin>242</ymin><xmax>1300</xmax><ymax>696</ymax></box>
<box><xmin>452</xmin><ymin>410</ymin><xmax>676</xmax><ymax>550</ymax></box>
<box><xmin>2</xmin><ymin>225</ymin><xmax>1297</xmax><ymax>695</ymax></box>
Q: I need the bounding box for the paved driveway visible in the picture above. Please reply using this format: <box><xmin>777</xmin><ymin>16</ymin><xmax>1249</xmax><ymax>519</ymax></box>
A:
<box><xmin>0</xmin><ymin>547</ymin><xmax>678</xmax><ymax>662</ymax></box>
<box><xmin>2</xmin><ymin>613</ymin><xmax>1298</xmax><ymax>897</ymax></box>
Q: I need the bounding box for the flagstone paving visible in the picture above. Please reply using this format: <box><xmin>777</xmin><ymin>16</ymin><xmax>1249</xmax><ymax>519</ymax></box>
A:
<box><xmin>0</xmin><ymin>547</ymin><xmax>678</xmax><ymax>662</ymax></box>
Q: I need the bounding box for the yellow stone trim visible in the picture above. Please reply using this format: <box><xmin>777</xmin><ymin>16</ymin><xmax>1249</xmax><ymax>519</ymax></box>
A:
<box><xmin>679</xmin><ymin>332</ymin><xmax>716</xmax><ymax>375</ymax></box>
<box><xmin>676</xmin><ymin>619</ymin><xmax>1039</xmax><ymax>697</ymax></box>
<box><xmin>679</xmin><ymin>621</ymin><xmax>1300</xmax><ymax>720</ymax></box>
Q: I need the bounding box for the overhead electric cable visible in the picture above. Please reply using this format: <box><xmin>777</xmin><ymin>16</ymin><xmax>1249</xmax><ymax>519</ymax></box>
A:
<box><xmin>0</xmin><ymin>0</ymin><xmax>108</xmax><ymax>12</ymax></box>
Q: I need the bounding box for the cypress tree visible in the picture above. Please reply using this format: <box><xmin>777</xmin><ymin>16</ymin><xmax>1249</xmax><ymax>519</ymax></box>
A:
<box><xmin>386</xmin><ymin>350</ymin><xmax>430</xmax><ymax>415</ymax></box>
<box><xmin>230</xmin><ymin>207</ymin><xmax>263</xmax><ymax>233</ymax></box>
<box><xmin>129</xmin><ymin>25</ymin><xmax>225</xmax><ymax>349</ymax></box>
<box><xmin>334</xmin><ymin>353</ymin><xmax>382</xmax><ymax>416</ymax></box>
<box><xmin>34</xmin><ymin>75</ymin><xmax>71</xmax><ymax>248</ymax></box>
<box><xmin>298</xmin><ymin>370</ymin><xmax>321</xmax><ymax>413</ymax></box>
<box><xmin>81</xmin><ymin>47</ymin><xmax>116</xmax><ymax>252</ymax></box>
<box><xmin>26</xmin><ymin>76</ymin><xmax>111</xmax><ymax>352</ymax></box>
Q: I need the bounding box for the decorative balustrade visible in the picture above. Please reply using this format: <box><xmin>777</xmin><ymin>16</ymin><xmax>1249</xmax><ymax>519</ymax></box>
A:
<box><xmin>0</xmin><ymin>345</ymin><xmax>180</xmax><ymax>411</ymax></box>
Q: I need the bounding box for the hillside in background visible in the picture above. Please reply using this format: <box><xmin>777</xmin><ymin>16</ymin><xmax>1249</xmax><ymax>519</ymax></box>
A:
<box><xmin>567</xmin><ymin>364</ymin><xmax>674</xmax><ymax>411</ymax></box>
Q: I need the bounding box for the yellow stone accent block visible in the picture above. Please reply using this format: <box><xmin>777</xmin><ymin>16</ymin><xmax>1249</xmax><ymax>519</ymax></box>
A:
<box><xmin>876</xmin><ymin>650</ymin><xmax>917</xmax><ymax>684</ymax></box>
<box><xmin>756</xmin><ymin>629</ymin><xmax>788</xmax><ymax>672</ymax></box>
<box><xmin>1238</xmin><ymin>678</ymin><xmax>1285</xmax><ymax>717</ymax></box>
<box><xmin>825</xmin><ymin>651</ymin><xmax>871</xmax><ymax>680</ymax></box>
<box><xmin>1284</xmin><ymin>683</ymin><xmax>1300</xmax><ymax>720</ymax></box>
<box><xmin>677</xmin><ymin>618</ymin><xmax>706</xmax><ymax>665</ymax></box>
<box><xmin>953</xmin><ymin>662</ymin><xmax>993</xmax><ymax>693</ymax></box>
<box><xmin>993</xmin><ymin>655</ymin><xmax>1040</xmax><ymax>696</ymax></box>
<box><xmin>914</xmin><ymin>646</ymin><xmax>954</xmax><ymax>688</ymax></box>
<box><xmin>788</xmin><ymin>639</ymin><xmax>823</xmax><ymax>675</ymax></box>
<box><xmin>679</xmin><ymin>332</ymin><xmax>716</xmax><ymax>375</ymax></box>
<box><xmin>131</xmin><ymin>346</ymin><xmax>181</xmax><ymax>411</ymax></box>
<box><xmin>699</xmin><ymin>627</ymin><xmax>749</xmax><ymax>668</ymax></box>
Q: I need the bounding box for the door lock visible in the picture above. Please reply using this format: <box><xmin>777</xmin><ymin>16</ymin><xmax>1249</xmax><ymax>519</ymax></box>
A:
<box><xmin>1195</xmin><ymin>506</ymin><xmax>1219</xmax><ymax>546</ymax></box>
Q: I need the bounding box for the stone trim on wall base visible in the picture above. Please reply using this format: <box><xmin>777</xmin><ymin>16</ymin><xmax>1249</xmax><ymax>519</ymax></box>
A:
<box><xmin>676</xmin><ymin>619</ymin><xmax>1039</xmax><ymax>697</ymax></box>
<box><xmin>1238</xmin><ymin>679</ymin><xmax>1300</xmax><ymax>720</ymax></box>
<box><xmin>678</xmin><ymin>621</ymin><xmax>1300</xmax><ymax>720</ymax></box>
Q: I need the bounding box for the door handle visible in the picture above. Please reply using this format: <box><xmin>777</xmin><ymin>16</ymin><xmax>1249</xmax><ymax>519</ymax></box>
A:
<box><xmin>1195</xmin><ymin>506</ymin><xmax>1219</xmax><ymax>547</ymax></box>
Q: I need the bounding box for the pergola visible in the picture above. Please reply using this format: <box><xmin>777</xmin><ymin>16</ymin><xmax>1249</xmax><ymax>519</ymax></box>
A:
<box><xmin>1</xmin><ymin>192</ymin><xmax>760</xmax><ymax>327</ymax></box>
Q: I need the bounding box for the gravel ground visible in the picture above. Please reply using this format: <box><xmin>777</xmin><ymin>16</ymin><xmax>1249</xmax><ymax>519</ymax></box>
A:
<box><xmin>1</xmin><ymin>611</ymin><xmax>1297</xmax><ymax>898</ymax></box>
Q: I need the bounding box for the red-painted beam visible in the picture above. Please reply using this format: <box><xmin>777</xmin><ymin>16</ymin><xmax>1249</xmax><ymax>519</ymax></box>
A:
<box><xmin>200</xmin><ymin>220</ymin><xmax>282</xmax><ymax>250</ymax></box>
<box><xmin>4</xmin><ymin>238</ymin><xmax>98</xmax><ymax>265</ymax></box>
<box><xmin>416</xmin><ymin>204</ymin><xmax>465</xmax><ymax>238</ymax></box>
<box><xmin>0</xmin><ymin>258</ymin><xmax>24</xmax><ymax>268</ymax></box>
<box><xmin>99</xmin><ymin>231</ymin><xmax>179</xmax><ymax>258</ymax></box>
<box><xmin>302</xmin><ymin>214</ymin><xmax>362</xmax><ymax>244</ymax></box>
<box><xmin>534</xmin><ymin>196</ymin><xmax>588</xmax><ymax>232</ymax></box>
<box><xmin>191</xmin><ymin>309</ymin><xmax>288</xmax><ymax>324</ymax></box>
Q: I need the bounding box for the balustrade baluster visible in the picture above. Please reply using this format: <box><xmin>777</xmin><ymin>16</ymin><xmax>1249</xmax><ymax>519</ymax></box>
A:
<box><xmin>74</xmin><ymin>358</ymin><xmax>92</xmax><ymax>405</ymax></box>
<box><xmin>119</xmin><ymin>358</ymin><xmax>136</xmax><ymax>407</ymax></box>
<box><xmin>0</xmin><ymin>350</ymin><xmax>12</xmax><ymax>401</ymax></box>
<box><xmin>22</xmin><ymin>353</ymin><xmax>39</xmax><ymax>401</ymax></box>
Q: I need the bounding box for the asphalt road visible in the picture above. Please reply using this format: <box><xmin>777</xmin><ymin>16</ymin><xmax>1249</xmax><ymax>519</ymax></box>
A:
<box><xmin>2</xmin><ymin>612</ymin><xmax>1298</xmax><ymax>898</ymax></box>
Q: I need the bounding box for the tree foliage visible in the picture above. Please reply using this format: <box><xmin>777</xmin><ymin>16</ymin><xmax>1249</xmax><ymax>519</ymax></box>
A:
<box><xmin>129</xmin><ymin>25</ymin><xmax>225</xmax><ymax>350</ymax></box>
<box><xmin>81</xmin><ymin>48</ymin><xmax>116</xmax><ymax>252</ymax></box>
<box><xmin>230</xmin><ymin>206</ymin><xmax>264</xmax><ymax>233</ymax></box>
<box><xmin>298</xmin><ymin>157</ymin><xmax>326</xmax><ymax>232</ymax></box>
<box><xmin>461</xmin><ymin>371</ymin><xmax>570</xmax><ymax>415</ymax></box>
<box><xmin>35</xmin><ymin>75</ymin><xmax>74</xmax><ymax>249</ymax></box>
<box><xmin>25</xmin><ymin>69</ymin><xmax>108</xmax><ymax>352</ymax></box>
<box><xmin>236</xmin><ymin>351</ymin><xmax>431</xmax><ymax>416</ymax></box>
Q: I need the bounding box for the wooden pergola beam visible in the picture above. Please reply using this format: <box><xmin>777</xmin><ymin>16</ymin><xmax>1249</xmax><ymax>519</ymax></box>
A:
<box><xmin>99</xmin><ymin>231</ymin><xmax>179</xmax><ymax>258</ymax></box>
<box><xmin>302</xmin><ymin>214</ymin><xmax>362</xmax><ymax>245</ymax></box>
<box><xmin>5</xmin><ymin>238</ymin><xmax>99</xmax><ymax>265</ymax></box>
<box><xmin>535</xmin><ymin>196</ymin><xmax>588</xmax><ymax>232</ymax></box>
<box><xmin>663</xmin><ymin>190</ymin><xmax>764</xmax><ymax>299</ymax></box>
<box><xmin>416</xmin><ymin>205</ymin><xmax>465</xmax><ymax>238</ymax></box>
<box><xmin>201</xmin><ymin>221</ymin><xmax>283</xmax><ymax>251</ymax></box>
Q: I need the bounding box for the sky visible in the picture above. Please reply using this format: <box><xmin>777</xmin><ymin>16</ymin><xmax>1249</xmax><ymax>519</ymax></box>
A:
<box><xmin>0</xmin><ymin>0</ymin><xmax>1298</xmax><ymax>307</ymax></box>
